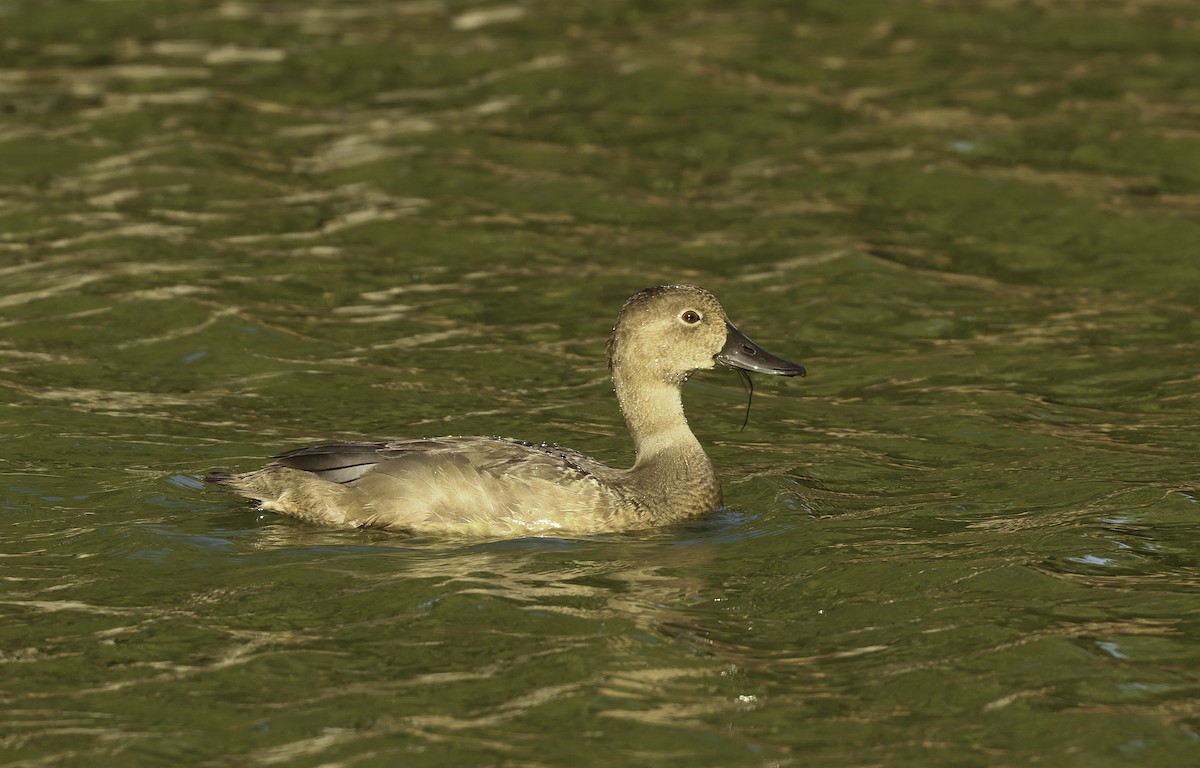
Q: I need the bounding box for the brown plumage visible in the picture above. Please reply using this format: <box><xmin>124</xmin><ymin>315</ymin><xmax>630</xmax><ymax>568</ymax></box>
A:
<box><xmin>207</xmin><ymin>285</ymin><xmax>805</xmax><ymax>537</ymax></box>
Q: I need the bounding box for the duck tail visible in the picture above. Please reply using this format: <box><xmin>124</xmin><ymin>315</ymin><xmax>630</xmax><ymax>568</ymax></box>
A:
<box><xmin>204</xmin><ymin>470</ymin><xmax>237</xmax><ymax>486</ymax></box>
<box><xmin>207</xmin><ymin>466</ymin><xmax>359</xmax><ymax>528</ymax></box>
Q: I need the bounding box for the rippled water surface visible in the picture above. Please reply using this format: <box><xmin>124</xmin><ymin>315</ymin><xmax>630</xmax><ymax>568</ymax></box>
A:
<box><xmin>2</xmin><ymin>1</ymin><xmax>1199</xmax><ymax>765</ymax></box>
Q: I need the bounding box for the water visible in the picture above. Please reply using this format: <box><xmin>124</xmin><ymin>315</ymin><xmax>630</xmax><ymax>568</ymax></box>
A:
<box><xmin>2</xmin><ymin>0</ymin><xmax>1198</xmax><ymax>765</ymax></box>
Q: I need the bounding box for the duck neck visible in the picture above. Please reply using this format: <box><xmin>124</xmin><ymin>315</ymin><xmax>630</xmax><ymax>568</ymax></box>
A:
<box><xmin>612</xmin><ymin>370</ymin><xmax>709</xmax><ymax>473</ymax></box>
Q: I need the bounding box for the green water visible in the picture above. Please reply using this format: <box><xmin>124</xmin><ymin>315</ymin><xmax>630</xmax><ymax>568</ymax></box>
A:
<box><xmin>2</xmin><ymin>0</ymin><xmax>1198</xmax><ymax>765</ymax></box>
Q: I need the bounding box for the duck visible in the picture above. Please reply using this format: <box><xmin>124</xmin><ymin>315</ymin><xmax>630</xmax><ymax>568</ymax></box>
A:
<box><xmin>206</xmin><ymin>285</ymin><xmax>805</xmax><ymax>537</ymax></box>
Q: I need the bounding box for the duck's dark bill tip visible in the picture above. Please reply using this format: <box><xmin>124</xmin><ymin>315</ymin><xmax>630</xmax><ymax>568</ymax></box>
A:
<box><xmin>715</xmin><ymin>322</ymin><xmax>806</xmax><ymax>377</ymax></box>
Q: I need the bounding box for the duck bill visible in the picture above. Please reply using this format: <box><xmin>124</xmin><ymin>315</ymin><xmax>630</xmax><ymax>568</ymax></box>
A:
<box><xmin>715</xmin><ymin>322</ymin><xmax>806</xmax><ymax>377</ymax></box>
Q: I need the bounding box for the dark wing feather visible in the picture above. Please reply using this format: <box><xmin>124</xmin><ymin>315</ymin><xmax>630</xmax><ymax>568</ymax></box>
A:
<box><xmin>273</xmin><ymin>442</ymin><xmax>392</xmax><ymax>484</ymax></box>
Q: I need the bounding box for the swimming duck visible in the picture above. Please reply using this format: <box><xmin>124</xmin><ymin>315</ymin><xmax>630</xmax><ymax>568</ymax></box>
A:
<box><xmin>207</xmin><ymin>285</ymin><xmax>805</xmax><ymax>537</ymax></box>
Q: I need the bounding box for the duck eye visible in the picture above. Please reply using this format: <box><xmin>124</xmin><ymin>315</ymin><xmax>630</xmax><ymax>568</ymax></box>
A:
<box><xmin>681</xmin><ymin>310</ymin><xmax>702</xmax><ymax>324</ymax></box>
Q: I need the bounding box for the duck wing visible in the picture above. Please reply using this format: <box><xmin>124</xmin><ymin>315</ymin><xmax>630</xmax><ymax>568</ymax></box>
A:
<box><xmin>214</xmin><ymin>436</ymin><xmax>629</xmax><ymax>535</ymax></box>
<box><xmin>273</xmin><ymin>436</ymin><xmax>611</xmax><ymax>485</ymax></box>
<box><xmin>272</xmin><ymin>442</ymin><xmax>390</xmax><ymax>483</ymax></box>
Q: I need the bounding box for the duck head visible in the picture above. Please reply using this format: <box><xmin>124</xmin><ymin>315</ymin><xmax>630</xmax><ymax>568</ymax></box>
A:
<box><xmin>608</xmin><ymin>285</ymin><xmax>806</xmax><ymax>385</ymax></box>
